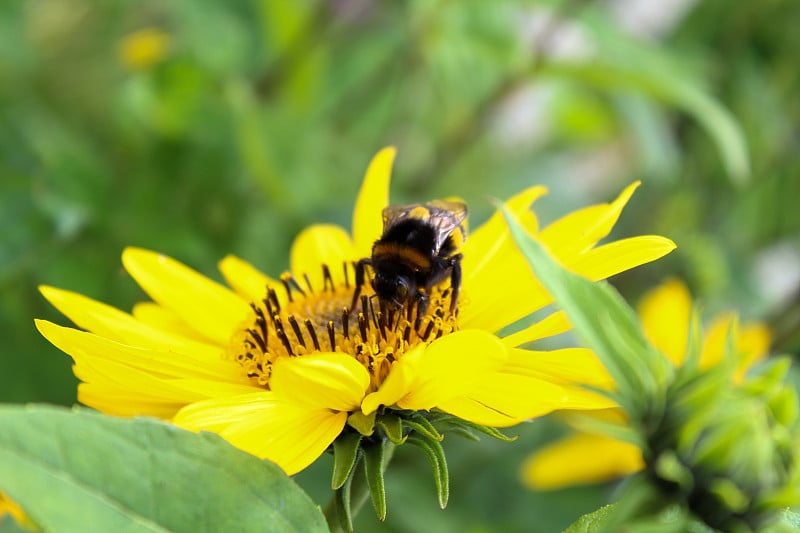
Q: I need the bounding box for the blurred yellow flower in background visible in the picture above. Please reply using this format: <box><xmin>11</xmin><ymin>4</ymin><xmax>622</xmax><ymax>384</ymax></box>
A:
<box><xmin>118</xmin><ymin>28</ymin><xmax>171</xmax><ymax>71</ymax></box>
<box><xmin>35</xmin><ymin>148</ymin><xmax>675</xmax><ymax>476</ymax></box>
<box><xmin>521</xmin><ymin>278</ymin><xmax>771</xmax><ymax>490</ymax></box>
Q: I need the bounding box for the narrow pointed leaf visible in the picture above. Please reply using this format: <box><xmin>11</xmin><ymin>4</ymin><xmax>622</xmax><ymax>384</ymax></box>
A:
<box><xmin>430</xmin><ymin>414</ymin><xmax>517</xmax><ymax>442</ymax></box>
<box><xmin>0</xmin><ymin>405</ymin><xmax>326</xmax><ymax>533</ymax></box>
<box><xmin>331</xmin><ymin>433</ymin><xmax>361</xmax><ymax>490</ymax></box>
<box><xmin>363</xmin><ymin>441</ymin><xmax>387</xmax><ymax>521</ymax></box>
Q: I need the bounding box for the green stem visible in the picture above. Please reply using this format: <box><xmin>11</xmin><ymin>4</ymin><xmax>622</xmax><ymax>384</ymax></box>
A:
<box><xmin>324</xmin><ymin>442</ymin><xmax>395</xmax><ymax>533</ymax></box>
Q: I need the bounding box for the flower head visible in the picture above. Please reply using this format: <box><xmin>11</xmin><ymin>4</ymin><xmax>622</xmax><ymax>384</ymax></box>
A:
<box><xmin>522</xmin><ymin>278</ymin><xmax>771</xmax><ymax>490</ymax></box>
<box><xmin>36</xmin><ymin>148</ymin><xmax>675</xmax><ymax>477</ymax></box>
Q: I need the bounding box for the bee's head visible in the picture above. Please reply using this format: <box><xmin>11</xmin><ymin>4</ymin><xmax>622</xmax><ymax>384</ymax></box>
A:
<box><xmin>372</xmin><ymin>272</ymin><xmax>415</xmax><ymax>308</ymax></box>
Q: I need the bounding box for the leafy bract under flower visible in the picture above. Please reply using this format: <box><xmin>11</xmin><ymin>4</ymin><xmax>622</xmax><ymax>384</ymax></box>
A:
<box><xmin>521</xmin><ymin>278</ymin><xmax>771</xmax><ymax>490</ymax></box>
<box><xmin>36</xmin><ymin>147</ymin><xmax>675</xmax><ymax>475</ymax></box>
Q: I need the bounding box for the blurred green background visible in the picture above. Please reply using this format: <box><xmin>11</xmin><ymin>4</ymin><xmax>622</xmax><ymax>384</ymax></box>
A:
<box><xmin>2</xmin><ymin>0</ymin><xmax>799</xmax><ymax>531</ymax></box>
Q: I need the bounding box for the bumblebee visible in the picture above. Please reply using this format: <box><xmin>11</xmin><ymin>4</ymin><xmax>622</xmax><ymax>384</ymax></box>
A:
<box><xmin>353</xmin><ymin>199</ymin><xmax>467</xmax><ymax>315</ymax></box>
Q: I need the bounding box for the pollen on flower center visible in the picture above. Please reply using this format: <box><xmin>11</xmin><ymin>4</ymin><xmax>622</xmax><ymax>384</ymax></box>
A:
<box><xmin>229</xmin><ymin>262</ymin><xmax>460</xmax><ymax>391</ymax></box>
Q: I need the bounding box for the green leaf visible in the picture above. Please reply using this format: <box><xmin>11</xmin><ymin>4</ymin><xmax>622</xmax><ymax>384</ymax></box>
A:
<box><xmin>563</xmin><ymin>503</ymin><xmax>618</xmax><ymax>533</ymax></box>
<box><xmin>363</xmin><ymin>441</ymin><xmax>387</xmax><ymax>521</ymax></box>
<box><xmin>0</xmin><ymin>405</ymin><xmax>326</xmax><ymax>533</ymax></box>
<box><xmin>332</xmin><ymin>432</ymin><xmax>361</xmax><ymax>490</ymax></box>
<box><xmin>501</xmin><ymin>206</ymin><xmax>671</xmax><ymax>415</ymax></box>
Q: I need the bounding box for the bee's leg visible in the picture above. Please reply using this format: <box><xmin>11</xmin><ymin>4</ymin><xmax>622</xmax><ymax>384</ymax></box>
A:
<box><xmin>414</xmin><ymin>291</ymin><xmax>430</xmax><ymax>330</ymax></box>
<box><xmin>448</xmin><ymin>254</ymin><xmax>463</xmax><ymax>314</ymax></box>
<box><xmin>351</xmin><ymin>258</ymin><xmax>371</xmax><ymax>311</ymax></box>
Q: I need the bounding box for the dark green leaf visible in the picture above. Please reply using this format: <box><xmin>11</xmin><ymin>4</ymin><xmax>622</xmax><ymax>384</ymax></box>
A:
<box><xmin>0</xmin><ymin>405</ymin><xmax>326</xmax><ymax>533</ymax></box>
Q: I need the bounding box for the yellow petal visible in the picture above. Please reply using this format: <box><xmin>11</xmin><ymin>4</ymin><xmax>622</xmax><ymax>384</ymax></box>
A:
<box><xmin>361</xmin><ymin>344</ymin><xmax>426</xmax><ymax>415</ymax></box>
<box><xmin>701</xmin><ymin>314</ymin><xmax>771</xmax><ymax>377</ymax></box>
<box><xmin>506</xmin><ymin>348</ymin><xmax>613</xmax><ymax>388</ymax></box>
<box><xmin>39</xmin><ymin>286</ymin><xmax>221</xmax><ymax>361</ymax></box>
<box><xmin>521</xmin><ymin>432</ymin><xmax>644</xmax><ymax>489</ymax></box>
<box><xmin>174</xmin><ymin>393</ymin><xmax>347</xmax><ymax>475</ymax></box>
<box><xmin>569</xmin><ymin>236</ymin><xmax>677</xmax><ymax>282</ymax></box>
<box><xmin>271</xmin><ymin>353</ymin><xmax>370</xmax><ymax>411</ymax></box>
<box><xmin>501</xmin><ymin>311</ymin><xmax>572</xmax><ymax>348</ymax></box>
<box><xmin>289</xmin><ymin>224</ymin><xmax>357</xmax><ymax>291</ymax></box>
<box><xmin>397</xmin><ymin>329</ymin><xmax>509</xmax><ymax>411</ymax></box>
<box><xmin>437</xmin><ymin>373</ymin><xmax>567</xmax><ymax>427</ymax></box>
<box><xmin>122</xmin><ymin>247</ymin><xmax>250</xmax><ymax>345</ymax></box>
<box><xmin>638</xmin><ymin>278</ymin><xmax>692</xmax><ymax>365</ymax></box>
<box><xmin>361</xmin><ymin>345</ymin><xmax>421</xmax><ymax>415</ymax></box>
<box><xmin>131</xmin><ymin>302</ymin><xmax>209</xmax><ymax>342</ymax></box>
<box><xmin>539</xmin><ymin>182</ymin><xmax>640</xmax><ymax>258</ymax></box>
<box><xmin>218</xmin><ymin>255</ymin><xmax>281</xmax><ymax>304</ymax></box>
<box><xmin>459</xmin><ymin>187</ymin><xmax>552</xmax><ymax>332</ymax></box>
<box><xmin>352</xmin><ymin>147</ymin><xmax>396</xmax><ymax>257</ymax></box>
<box><xmin>78</xmin><ymin>383</ymin><xmax>186</xmax><ymax>419</ymax></box>
<box><xmin>463</xmin><ymin>186</ymin><xmax>547</xmax><ymax>285</ymax></box>
<box><xmin>35</xmin><ymin>320</ymin><xmax>243</xmax><ymax>383</ymax></box>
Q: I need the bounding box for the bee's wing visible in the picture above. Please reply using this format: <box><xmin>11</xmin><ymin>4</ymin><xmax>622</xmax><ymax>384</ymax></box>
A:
<box><xmin>425</xmin><ymin>200</ymin><xmax>468</xmax><ymax>252</ymax></box>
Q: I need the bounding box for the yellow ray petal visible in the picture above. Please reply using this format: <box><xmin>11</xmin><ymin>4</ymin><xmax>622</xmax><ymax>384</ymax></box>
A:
<box><xmin>539</xmin><ymin>182</ymin><xmax>640</xmax><ymax>258</ymax></box>
<box><xmin>218</xmin><ymin>255</ymin><xmax>281</xmax><ymax>305</ymax></box>
<box><xmin>131</xmin><ymin>302</ymin><xmax>210</xmax><ymax>342</ymax></box>
<box><xmin>39</xmin><ymin>286</ymin><xmax>221</xmax><ymax>361</ymax></box>
<box><xmin>701</xmin><ymin>314</ymin><xmax>771</xmax><ymax>377</ymax></box>
<box><xmin>271</xmin><ymin>353</ymin><xmax>370</xmax><ymax>411</ymax></box>
<box><xmin>569</xmin><ymin>236</ymin><xmax>677</xmax><ymax>282</ymax></box>
<box><xmin>35</xmin><ymin>320</ymin><xmax>243</xmax><ymax>382</ymax></box>
<box><xmin>174</xmin><ymin>393</ymin><xmax>347</xmax><ymax>475</ymax></box>
<box><xmin>438</xmin><ymin>373</ymin><xmax>567</xmax><ymax>427</ymax></box>
<box><xmin>638</xmin><ymin>278</ymin><xmax>692</xmax><ymax>365</ymax></box>
<box><xmin>361</xmin><ymin>344</ymin><xmax>421</xmax><ymax>415</ymax></box>
<box><xmin>396</xmin><ymin>329</ymin><xmax>509</xmax><ymax>411</ymax></box>
<box><xmin>463</xmin><ymin>185</ymin><xmax>548</xmax><ymax>284</ymax></box>
<box><xmin>352</xmin><ymin>147</ymin><xmax>396</xmax><ymax>257</ymax></box>
<box><xmin>506</xmin><ymin>348</ymin><xmax>613</xmax><ymax>388</ymax></box>
<box><xmin>501</xmin><ymin>311</ymin><xmax>572</xmax><ymax>348</ymax></box>
<box><xmin>521</xmin><ymin>432</ymin><xmax>644</xmax><ymax>489</ymax></box>
<box><xmin>122</xmin><ymin>247</ymin><xmax>251</xmax><ymax>344</ymax></box>
<box><xmin>289</xmin><ymin>224</ymin><xmax>357</xmax><ymax>291</ymax></box>
<box><xmin>78</xmin><ymin>383</ymin><xmax>186</xmax><ymax>419</ymax></box>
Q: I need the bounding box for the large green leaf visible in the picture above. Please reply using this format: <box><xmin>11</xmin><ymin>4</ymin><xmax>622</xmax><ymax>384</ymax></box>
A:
<box><xmin>0</xmin><ymin>405</ymin><xmax>326</xmax><ymax>533</ymax></box>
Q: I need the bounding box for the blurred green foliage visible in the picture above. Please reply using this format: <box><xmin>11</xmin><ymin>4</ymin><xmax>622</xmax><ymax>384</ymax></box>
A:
<box><xmin>1</xmin><ymin>0</ymin><xmax>799</xmax><ymax>531</ymax></box>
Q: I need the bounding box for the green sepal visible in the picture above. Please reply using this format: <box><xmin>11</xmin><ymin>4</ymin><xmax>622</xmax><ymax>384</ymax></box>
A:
<box><xmin>363</xmin><ymin>441</ymin><xmax>387</xmax><ymax>521</ymax></box>
<box><xmin>404</xmin><ymin>415</ymin><xmax>443</xmax><ymax>442</ymax></box>
<box><xmin>347</xmin><ymin>410</ymin><xmax>375</xmax><ymax>436</ymax></box>
<box><xmin>653</xmin><ymin>450</ymin><xmax>692</xmax><ymax>489</ymax></box>
<box><xmin>407</xmin><ymin>435</ymin><xmax>449</xmax><ymax>509</ymax></box>
<box><xmin>331</xmin><ymin>432</ymin><xmax>361</xmax><ymax>490</ymax></box>
<box><xmin>446</xmin><ymin>426</ymin><xmax>481</xmax><ymax>441</ymax></box>
<box><xmin>708</xmin><ymin>478</ymin><xmax>749</xmax><ymax>513</ymax></box>
<box><xmin>431</xmin><ymin>413</ymin><xmax>516</xmax><ymax>442</ymax></box>
<box><xmin>376</xmin><ymin>413</ymin><xmax>406</xmax><ymax>444</ymax></box>
<box><xmin>331</xmin><ymin>475</ymin><xmax>353</xmax><ymax>533</ymax></box>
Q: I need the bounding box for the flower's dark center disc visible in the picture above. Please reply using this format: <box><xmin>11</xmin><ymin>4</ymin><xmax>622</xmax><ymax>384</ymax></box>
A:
<box><xmin>228</xmin><ymin>262</ymin><xmax>460</xmax><ymax>391</ymax></box>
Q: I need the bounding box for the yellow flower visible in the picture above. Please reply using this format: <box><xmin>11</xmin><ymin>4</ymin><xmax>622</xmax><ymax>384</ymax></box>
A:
<box><xmin>521</xmin><ymin>278</ymin><xmax>771</xmax><ymax>490</ymax></box>
<box><xmin>36</xmin><ymin>147</ymin><xmax>675</xmax><ymax>475</ymax></box>
<box><xmin>118</xmin><ymin>28</ymin><xmax>171</xmax><ymax>71</ymax></box>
